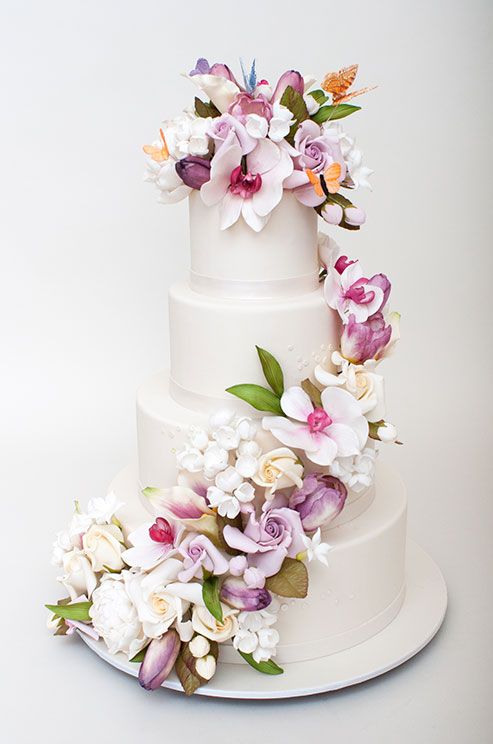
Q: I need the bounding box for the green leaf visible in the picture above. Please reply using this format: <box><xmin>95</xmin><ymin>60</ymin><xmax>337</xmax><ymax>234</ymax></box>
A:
<box><xmin>308</xmin><ymin>89</ymin><xmax>328</xmax><ymax>105</ymax></box>
<box><xmin>176</xmin><ymin>640</ymin><xmax>219</xmax><ymax>695</ymax></box>
<box><xmin>265</xmin><ymin>557</ymin><xmax>308</xmax><ymax>598</ymax></box>
<box><xmin>256</xmin><ymin>346</ymin><xmax>284</xmax><ymax>397</ymax></box>
<box><xmin>226</xmin><ymin>384</ymin><xmax>283</xmax><ymax>415</ymax></box>
<box><xmin>202</xmin><ymin>576</ymin><xmax>223</xmax><ymax>622</ymax></box>
<box><xmin>301</xmin><ymin>378</ymin><xmax>322</xmax><ymax>408</ymax></box>
<box><xmin>279</xmin><ymin>85</ymin><xmax>309</xmax><ymax>144</ymax></box>
<box><xmin>45</xmin><ymin>601</ymin><xmax>92</xmax><ymax>622</ymax></box>
<box><xmin>216</xmin><ymin>512</ymin><xmax>242</xmax><ymax>556</ymax></box>
<box><xmin>129</xmin><ymin>646</ymin><xmax>149</xmax><ymax>663</ymax></box>
<box><xmin>194</xmin><ymin>97</ymin><xmax>221</xmax><ymax>118</ymax></box>
<box><xmin>311</xmin><ymin>104</ymin><xmax>361</xmax><ymax>124</ymax></box>
<box><xmin>238</xmin><ymin>651</ymin><xmax>284</xmax><ymax>675</ymax></box>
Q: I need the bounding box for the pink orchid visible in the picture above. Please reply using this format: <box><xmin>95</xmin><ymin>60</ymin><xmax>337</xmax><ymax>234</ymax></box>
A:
<box><xmin>262</xmin><ymin>386</ymin><xmax>368</xmax><ymax>467</ymax></box>
<box><xmin>324</xmin><ymin>259</ymin><xmax>390</xmax><ymax>323</ymax></box>
<box><xmin>201</xmin><ymin>131</ymin><xmax>293</xmax><ymax>231</ymax></box>
<box><xmin>122</xmin><ymin>517</ymin><xmax>179</xmax><ymax>570</ymax></box>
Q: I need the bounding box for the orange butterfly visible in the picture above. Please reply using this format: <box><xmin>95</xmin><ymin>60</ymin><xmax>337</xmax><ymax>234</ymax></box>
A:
<box><xmin>306</xmin><ymin>163</ymin><xmax>341</xmax><ymax>197</ymax></box>
<box><xmin>322</xmin><ymin>64</ymin><xmax>376</xmax><ymax>104</ymax></box>
<box><xmin>143</xmin><ymin>128</ymin><xmax>170</xmax><ymax>162</ymax></box>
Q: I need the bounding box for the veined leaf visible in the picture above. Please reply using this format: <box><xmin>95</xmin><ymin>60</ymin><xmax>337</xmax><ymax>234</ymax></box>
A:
<box><xmin>238</xmin><ymin>651</ymin><xmax>284</xmax><ymax>675</ymax></box>
<box><xmin>312</xmin><ymin>104</ymin><xmax>361</xmax><ymax>124</ymax></box>
<box><xmin>129</xmin><ymin>646</ymin><xmax>149</xmax><ymax>663</ymax></box>
<box><xmin>301</xmin><ymin>378</ymin><xmax>322</xmax><ymax>408</ymax></box>
<box><xmin>226</xmin><ymin>384</ymin><xmax>283</xmax><ymax>415</ymax></box>
<box><xmin>176</xmin><ymin>640</ymin><xmax>219</xmax><ymax>695</ymax></box>
<box><xmin>308</xmin><ymin>89</ymin><xmax>329</xmax><ymax>105</ymax></box>
<box><xmin>265</xmin><ymin>557</ymin><xmax>308</xmax><ymax>598</ymax></box>
<box><xmin>280</xmin><ymin>85</ymin><xmax>309</xmax><ymax>144</ymax></box>
<box><xmin>45</xmin><ymin>601</ymin><xmax>92</xmax><ymax>622</ymax></box>
<box><xmin>256</xmin><ymin>346</ymin><xmax>284</xmax><ymax>397</ymax></box>
<box><xmin>202</xmin><ymin>576</ymin><xmax>223</xmax><ymax>622</ymax></box>
<box><xmin>194</xmin><ymin>97</ymin><xmax>221</xmax><ymax>118</ymax></box>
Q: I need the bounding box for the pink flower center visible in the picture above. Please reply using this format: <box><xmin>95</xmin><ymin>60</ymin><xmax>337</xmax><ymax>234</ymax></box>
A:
<box><xmin>230</xmin><ymin>165</ymin><xmax>262</xmax><ymax>199</ymax></box>
<box><xmin>344</xmin><ymin>279</ymin><xmax>375</xmax><ymax>305</ymax></box>
<box><xmin>334</xmin><ymin>255</ymin><xmax>357</xmax><ymax>274</ymax></box>
<box><xmin>307</xmin><ymin>407</ymin><xmax>332</xmax><ymax>433</ymax></box>
<box><xmin>149</xmin><ymin>517</ymin><xmax>174</xmax><ymax>544</ymax></box>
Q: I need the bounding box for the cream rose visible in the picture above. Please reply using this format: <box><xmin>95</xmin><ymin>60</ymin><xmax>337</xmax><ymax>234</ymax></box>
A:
<box><xmin>253</xmin><ymin>447</ymin><xmax>304</xmax><ymax>497</ymax></box>
<box><xmin>351</xmin><ymin>370</ymin><xmax>385</xmax><ymax>423</ymax></box>
<box><xmin>82</xmin><ymin>524</ymin><xmax>124</xmax><ymax>573</ymax></box>
<box><xmin>192</xmin><ymin>603</ymin><xmax>238</xmax><ymax>642</ymax></box>
<box><xmin>59</xmin><ymin>549</ymin><xmax>97</xmax><ymax>600</ymax></box>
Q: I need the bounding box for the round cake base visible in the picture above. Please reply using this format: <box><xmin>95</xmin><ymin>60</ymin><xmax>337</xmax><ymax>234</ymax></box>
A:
<box><xmin>79</xmin><ymin>465</ymin><xmax>447</xmax><ymax>699</ymax></box>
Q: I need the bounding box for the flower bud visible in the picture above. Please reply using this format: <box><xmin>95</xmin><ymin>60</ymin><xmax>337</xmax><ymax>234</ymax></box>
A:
<box><xmin>289</xmin><ymin>474</ymin><xmax>347</xmax><ymax>531</ymax></box>
<box><xmin>220</xmin><ymin>576</ymin><xmax>272</xmax><ymax>611</ymax></box>
<box><xmin>322</xmin><ymin>203</ymin><xmax>343</xmax><ymax>225</ymax></box>
<box><xmin>229</xmin><ymin>555</ymin><xmax>248</xmax><ymax>576</ymax></box>
<box><xmin>377</xmin><ymin>422</ymin><xmax>398</xmax><ymax>443</ymax></box>
<box><xmin>341</xmin><ymin>312</ymin><xmax>392</xmax><ymax>364</ymax></box>
<box><xmin>138</xmin><ymin>630</ymin><xmax>181</xmax><ymax>691</ymax></box>
<box><xmin>196</xmin><ymin>654</ymin><xmax>217</xmax><ymax>680</ymax></box>
<box><xmin>175</xmin><ymin>156</ymin><xmax>211</xmax><ymax>190</ymax></box>
<box><xmin>189</xmin><ymin>635</ymin><xmax>210</xmax><ymax>658</ymax></box>
<box><xmin>344</xmin><ymin>206</ymin><xmax>366</xmax><ymax>226</ymax></box>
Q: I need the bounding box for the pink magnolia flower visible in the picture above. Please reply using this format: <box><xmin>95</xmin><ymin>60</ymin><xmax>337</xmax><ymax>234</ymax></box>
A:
<box><xmin>324</xmin><ymin>259</ymin><xmax>390</xmax><ymax>323</ymax></box>
<box><xmin>340</xmin><ymin>311</ymin><xmax>392</xmax><ymax>363</ymax></box>
<box><xmin>228</xmin><ymin>92</ymin><xmax>273</xmax><ymax>123</ymax></box>
<box><xmin>223</xmin><ymin>504</ymin><xmax>306</xmax><ymax>577</ymax></box>
<box><xmin>262</xmin><ymin>386</ymin><xmax>369</xmax><ymax>467</ymax></box>
<box><xmin>122</xmin><ymin>517</ymin><xmax>178</xmax><ymax>570</ymax></box>
<box><xmin>201</xmin><ymin>131</ymin><xmax>293</xmax><ymax>231</ymax></box>
<box><xmin>284</xmin><ymin>120</ymin><xmax>346</xmax><ymax>207</ymax></box>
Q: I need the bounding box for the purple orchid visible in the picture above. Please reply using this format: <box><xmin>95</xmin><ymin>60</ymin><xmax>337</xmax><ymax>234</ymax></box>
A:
<box><xmin>289</xmin><ymin>474</ymin><xmax>347</xmax><ymax>531</ymax></box>
<box><xmin>220</xmin><ymin>577</ymin><xmax>272</xmax><ymax>611</ymax></box>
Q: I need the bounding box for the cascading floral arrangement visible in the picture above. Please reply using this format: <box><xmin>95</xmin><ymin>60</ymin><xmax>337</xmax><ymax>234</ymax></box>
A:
<box><xmin>143</xmin><ymin>58</ymin><xmax>374</xmax><ymax>231</ymax></box>
<box><xmin>46</xmin><ymin>229</ymin><xmax>400</xmax><ymax>695</ymax></box>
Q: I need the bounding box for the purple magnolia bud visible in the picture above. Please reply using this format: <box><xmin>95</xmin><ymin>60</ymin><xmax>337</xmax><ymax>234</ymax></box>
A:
<box><xmin>344</xmin><ymin>206</ymin><xmax>366</xmax><ymax>226</ymax></box>
<box><xmin>138</xmin><ymin>630</ymin><xmax>181</xmax><ymax>691</ymax></box>
<box><xmin>289</xmin><ymin>474</ymin><xmax>347</xmax><ymax>531</ymax></box>
<box><xmin>341</xmin><ymin>311</ymin><xmax>392</xmax><ymax>364</ymax></box>
<box><xmin>271</xmin><ymin>70</ymin><xmax>304</xmax><ymax>101</ymax></box>
<box><xmin>220</xmin><ymin>577</ymin><xmax>272</xmax><ymax>611</ymax></box>
<box><xmin>175</xmin><ymin>156</ymin><xmax>211</xmax><ymax>190</ymax></box>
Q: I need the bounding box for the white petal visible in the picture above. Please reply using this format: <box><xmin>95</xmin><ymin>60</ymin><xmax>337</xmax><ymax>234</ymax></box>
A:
<box><xmin>305</xmin><ymin>434</ymin><xmax>338</xmax><ymax>466</ymax></box>
<box><xmin>326</xmin><ymin>423</ymin><xmax>360</xmax><ymax>457</ymax></box>
<box><xmin>321</xmin><ymin>386</ymin><xmax>362</xmax><ymax>424</ymax></box>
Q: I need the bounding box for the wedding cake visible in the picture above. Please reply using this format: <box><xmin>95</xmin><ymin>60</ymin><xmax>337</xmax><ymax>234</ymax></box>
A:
<box><xmin>47</xmin><ymin>59</ymin><xmax>414</xmax><ymax>696</ymax></box>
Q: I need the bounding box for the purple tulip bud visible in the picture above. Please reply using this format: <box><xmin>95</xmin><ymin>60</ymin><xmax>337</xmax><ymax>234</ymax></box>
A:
<box><xmin>344</xmin><ymin>206</ymin><xmax>366</xmax><ymax>226</ymax></box>
<box><xmin>340</xmin><ymin>311</ymin><xmax>392</xmax><ymax>364</ymax></box>
<box><xmin>138</xmin><ymin>630</ymin><xmax>181</xmax><ymax>691</ymax></box>
<box><xmin>289</xmin><ymin>474</ymin><xmax>347</xmax><ymax>531</ymax></box>
<box><xmin>220</xmin><ymin>577</ymin><xmax>272</xmax><ymax>611</ymax></box>
<box><xmin>271</xmin><ymin>70</ymin><xmax>304</xmax><ymax>101</ymax></box>
<box><xmin>175</xmin><ymin>156</ymin><xmax>211</xmax><ymax>190</ymax></box>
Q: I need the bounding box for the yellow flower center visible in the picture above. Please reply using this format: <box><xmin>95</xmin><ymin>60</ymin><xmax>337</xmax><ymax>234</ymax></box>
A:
<box><xmin>151</xmin><ymin>594</ymin><xmax>169</xmax><ymax>615</ymax></box>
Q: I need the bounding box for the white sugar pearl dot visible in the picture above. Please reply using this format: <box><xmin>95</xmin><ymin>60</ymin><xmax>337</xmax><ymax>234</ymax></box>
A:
<box><xmin>287</xmin><ymin>345</ymin><xmax>294</xmax><ymax>351</ymax></box>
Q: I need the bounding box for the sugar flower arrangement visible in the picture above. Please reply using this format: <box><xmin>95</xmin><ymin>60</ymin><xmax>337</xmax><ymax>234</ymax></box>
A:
<box><xmin>144</xmin><ymin>59</ymin><xmax>374</xmax><ymax>232</ymax></box>
<box><xmin>46</xmin><ymin>238</ymin><xmax>400</xmax><ymax>696</ymax></box>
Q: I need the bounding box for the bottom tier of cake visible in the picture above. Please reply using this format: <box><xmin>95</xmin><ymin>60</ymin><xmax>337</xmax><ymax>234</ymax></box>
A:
<box><xmin>117</xmin><ymin>461</ymin><xmax>406</xmax><ymax>666</ymax></box>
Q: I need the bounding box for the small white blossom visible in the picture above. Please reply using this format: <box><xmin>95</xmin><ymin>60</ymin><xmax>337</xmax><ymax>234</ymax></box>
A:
<box><xmin>87</xmin><ymin>491</ymin><xmax>123</xmax><ymax>525</ymax></box>
<box><xmin>188</xmin><ymin>426</ymin><xmax>209</xmax><ymax>451</ymax></box>
<box><xmin>233</xmin><ymin>602</ymin><xmax>280</xmax><ymax>662</ymax></box>
<box><xmin>268</xmin><ymin>102</ymin><xmax>295</xmax><ymax>143</ymax></box>
<box><xmin>209</xmin><ymin>408</ymin><xmax>235</xmax><ymax>430</ymax></box>
<box><xmin>302</xmin><ymin>529</ymin><xmax>332</xmax><ymax>567</ymax></box>
<box><xmin>245</xmin><ymin>113</ymin><xmax>269</xmax><ymax>139</ymax></box>
<box><xmin>329</xmin><ymin>446</ymin><xmax>377</xmax><ymax>492</ymax></box>
<box><xmin>213</xmin><ymin>425</ymin><xmax>240</xmax><ymax>451</ymax></box>
<box><xmin>202</xmin><ymin>442</ymin><xmax>229</xmax><ymax>479</ymax></box>
<box><xmin>177</xmin><ymin>445</ymin><xmax>205</xmax><ymax>473</ymax></box>
<box><xmin>304</xmin><ymin>93</ymin><xmax>320</xmax><ymax>115</ymax></box>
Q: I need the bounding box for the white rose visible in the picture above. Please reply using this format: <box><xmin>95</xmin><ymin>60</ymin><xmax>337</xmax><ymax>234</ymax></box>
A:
<box><xmin>253</xmin><ymin>447</ymin><xmax>304</xmax><ymax>496</ymax></box>
<box><xmin>89</xmin><ymin>572</ymin><xmax>146</xmax><ymax>659</ymax></box>
<box><xmin>82</xmin><ymin>524</ymin><xmax>124</xmax><ymax>573</ymax></box>
<box><xmin>127</xmin><ymin>558</ymin><xmax>203</xmax><ymax>639</ymax></box>
<box><xmin>352</xmin><ymin>370</ymin><xmax>386</xmax><ymax>423</ymax></box>
<box><xmin>192</xmin><ymin>604</ymin><xmax>238</xmax><ymax>642</ymax></box>
<box><xmin>59</xmin><ymin>549</ymin><xmax>97</xmax><ymax>600</ymax></box>
<box><xmin>51</xmin><ymin>530</ymin><xmax>72</xmax><ymax>567</ymax></box>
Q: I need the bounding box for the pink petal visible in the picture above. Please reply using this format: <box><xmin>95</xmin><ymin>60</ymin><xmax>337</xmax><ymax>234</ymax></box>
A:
<box><xmin>281</xmin><ymin>386</ymin><xmax>313</xmax><ymax>421</ymax></box>
<box><xmin>250</xmin><ymin>547</ymin><xmax>288</xmax><ymax>577</ymax></box>
<box><xmin>326</xmin><ymin>423</ymin><xmax>360</xmax><ymax>457</ymax></box>
<box><xmin>293</xmin><ymin>182</ymin><xmax>325</xmax><ymax>207</ymax></box>
<box><xmin>223</xmin><ymin>525</ymin><xmax>261</xmax><ymax>554</ymax></box>
<box><xmin>201</xmin><ymin>131</ymin><xmax>242</xmax><ymax>206</ymax></box>
<box><xmin>247</xmin><ymin>138</ymin><xmax>280</xmax><ymax>175</ymax></box>
<box><xmin>252</xmin><ymin>148</ymin><xmax>293</xmax><ymax>217</ymax></box>
<box><xmin>283</xmin><ymin>170</ymin><xmax>309</xmax><ymax>189</ymax></box>
<box><xmin>304</xmin><ymin>433</ymin><xmax>338</xmax><ymax>466</ymax></box>
<box><xmin>122</xmin><ymin>543</ymin><xmax>168</xmax><ymax>570</ymax></box>
<box><xmin>340</xmin><ymin>261</ymin><xmax>364</xmax><ymax>291</ymax></box>
<box><xmin>321</xmin><ymin>386</ymin><xmax>363</xmax><ymax>423</ymax></box>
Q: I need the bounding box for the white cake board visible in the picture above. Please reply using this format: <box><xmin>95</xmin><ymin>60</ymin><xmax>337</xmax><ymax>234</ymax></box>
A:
<box><xmin>78</xmin><ymin>467</ymin><xmax>447</xmax><ymax>699</ymax></box>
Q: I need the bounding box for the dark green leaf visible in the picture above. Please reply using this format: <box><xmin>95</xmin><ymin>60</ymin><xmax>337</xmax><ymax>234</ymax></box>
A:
<box><xmin>216</xmin><ymin>513</ymin><xmax>243</xmax><ymax>556</ymax></box>
<box><xmin>176</xmin><ymin>640</ymin><xmax>219</xmax><ymax>695</ymax></box>
<box><xmin>301</xmin><ymin>378</ymin><xmax>322</xmax><ymax>408</ymax></box>
<box><xmin>256</xmin><ymin>346</ymin><xmax>284</xmax><ymax>397</ymax></box>
<box><xmin>311</xmin><ymin>104</ymin><xmax>361</xmax><ymax>124</ymax></box>
<box><xmin>265</xmin><ymin>557</ymin><xmax>308</xmax><ymax>598</ymax></box>
<box><xmin>280</xmin><ymin>85</ymin><xmax>309</xmax><ymax>144</ymax></box>
<box><xmin>308</xmin><ymin>89</ymin><xmax>328</xmax><ymax>105</ymax></box>
<box><xmin>129</xmin><ymin>645</ymin><xmax>149</xmax><ymax>663</ymax></box>
<box><xmin>194</xmin><ymin>97</ymin><xmax>221</xmax><ymax>118</ymax></box>
<box><xmin>226</xmin><ymin>384</ymin><xmax>283</xmax><ymax>415</ymax></box>
<box><xmin>45</xmin><ymin>601</ymin><xmax>92</xmax><ymax>622</ymax></box>
<box><xmin>238</xmin><ymin>651</ymin><xmax>284</xmax><ymax>675</ymax></box>
<box><xmin>202</xmin><ymin>576</ymin><xmax>223</xmax><ymax>622</ymax></box>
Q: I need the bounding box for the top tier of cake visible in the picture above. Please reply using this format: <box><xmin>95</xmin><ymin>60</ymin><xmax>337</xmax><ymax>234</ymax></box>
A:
<box><xmin>188</xmin><ymin>190</ymin><xmax>320</xmax><ymax>299</ymax></box>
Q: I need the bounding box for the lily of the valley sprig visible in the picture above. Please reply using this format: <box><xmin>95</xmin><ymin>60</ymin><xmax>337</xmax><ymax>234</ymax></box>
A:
<box><xmin>143</xmin><ymin>58</ymin><xmax>374</xmax><ymax>231</ymax></box>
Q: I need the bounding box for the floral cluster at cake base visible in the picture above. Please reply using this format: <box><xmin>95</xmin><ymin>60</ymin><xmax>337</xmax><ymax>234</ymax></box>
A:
<box><xmin>144</xmin><ymin>58</ymin><xmax>374</xmax><ymax>232</ymax></box>
<box><xmin>47</xmin><ymin>235</ymin><xmax>400</xmax><ymax>695</ymax></box>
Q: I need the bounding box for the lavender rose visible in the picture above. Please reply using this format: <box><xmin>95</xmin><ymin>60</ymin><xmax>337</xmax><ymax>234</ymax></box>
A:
<box><xmin>208</xmin><ymin>113</ymin><xmax>256</xmax><ymax>154</ymax></box>
<box><xmin>223</xmin><ymin>506</ymin><xmax>305</xmax><ymax>577</ymax></box>
<box><xmin>341</xmin><ymin>311</ymin><xmax>392</xmax><ymax>364</ymax></box>
<box><xmin>178</xmin><ymin>534</ymin><xmax>229</xmax><ymax>583</ymax></box>
<box><xmin>289</xmin><ymin>474</ymin><xmax>347</xmax><ymax>531</ymax></box>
